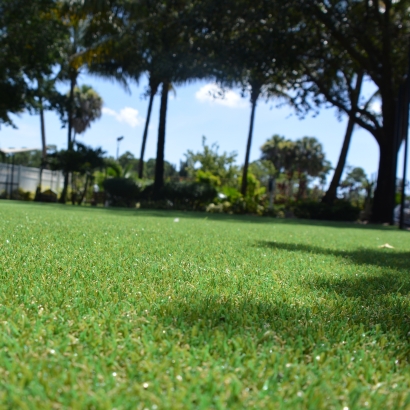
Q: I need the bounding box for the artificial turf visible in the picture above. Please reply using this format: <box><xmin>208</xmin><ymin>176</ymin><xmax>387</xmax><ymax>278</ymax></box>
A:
<box><xmin>0</xmin><ymin>201</ymin><xmax>410</xmax><ymax>409</ymax></box>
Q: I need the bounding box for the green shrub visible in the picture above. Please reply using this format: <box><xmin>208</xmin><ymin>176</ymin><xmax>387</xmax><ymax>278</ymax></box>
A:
<box><xmin>103</xmin><ymin>177</ymin><xmax>140</xmax><ymax>207</ymax></box>
<box><xmin>162</xmin><ymin>181</ymin><xmax>217</xmax><ymax>210</ymax></box>
<box><xmin>139</xmin><ymin>181</ymin><xmax>217</xmax><ymax>211</ymax></box>
<box><xmin>195</xmin><ymin>170</ymin><xmax>221</xmax><ymax>187</ymax></box>
<box><xmin>294</xmin><ymin>200</ymin><xmax>360</xmax><ymax>221</ymax></box>
<box><xmin>6</xmin><ymin>188</ymin><xmax>33</xmax><ymax>201</ymax></box>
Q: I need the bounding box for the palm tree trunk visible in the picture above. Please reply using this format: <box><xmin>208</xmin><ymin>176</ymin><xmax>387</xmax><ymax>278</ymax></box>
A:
<box><xmin>36</xmin><ymin>97</ymin><xmax>46</xmax><ymax>200</ymax></box>
<box><xmin>67</xmin><ymin>76</ymin><xmax>76</xmax><ymax>149</ymax></box>
<box><xmin>59</xmin><ymin>75</ymin><xmax>76</xmax><ymax>204</ymax></box>
<box><xmin>138</xmin><ymin>89</ymin><xmax>156</xmax><ymax>179</ymax></box>
<box><xmin>322</xmin><ymin>72</ymin><xmax>364</xmax><ymax>204</ymax></box>
<box><xmin>78</xmin><ymin>173</ymin><xmax>90</xmax><ymax>205</ymax></box>
<box><xmin>60</xmin><ymin>173</ymin><xmax>69</xmax><ymax>204</ymax></box>
<box><xmin>154</xmin><ymin>81</ymin><xmax>169</xmax><ymax>197</ymax></box>
<box><xmin>241</xmin><ymin>88</ymin><xmax>259</xmax><ymax>196</ymax></box>
<box><xmin>40</xmin><ymin>98</ymin><xmax>47</xmax><ymax>161</ymax></box>
<box><xmin>71</xmin><ymin>173</ymin><xmax>77</xmax><ymax>205</ymax></box>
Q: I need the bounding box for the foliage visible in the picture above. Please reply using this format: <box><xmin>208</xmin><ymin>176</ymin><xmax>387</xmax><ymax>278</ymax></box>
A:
<box><xmin>195</xmin><ymin>170</ymin><xmax>221</xmax><ymax>187</ymax></box>
<box><xmin>50</xmin><ymin>142</ymin><xmax>105</xmax><ymax>204</ymax></box>
<box><xmin>290</xmin><ymin>0</ymin><xmax>410</xmax><ymax>222</ymax></box>
<box><xmin>71</xmin><ymin>85</ymin><xmax>103</xmax><ymax>138</ymax></box>
<box><xmin>118</xmin><ymin>151</ymin><xmax>140</xmax><ymax>175</ymax></box>
<box><xmin>2</xmin><ymin>0</ymin><xmax>409</xmax><ymax>220</ymax></box>
<box><xmin>261</xmin><ymin>135</ymin><xmax>331</xmax><ymax>200</ymax></box>
<box><xmin>248</xmin><ymin>160</ymin><xmax>276</xmax><ymax>187</ymax></box>
<box><xmin>195</xmin><ymin>0</ymin><xmax>300</xmax><ymax>195</ymax></box>
<box><xmin>184</xmin><ymin>136</ymin><xmax>239</xmax><ymax>185</ymax></box>
<box><xmin>261</xmin><ymin>135</ymin><xmax>298</xmax><ymax>177</ymax></box>
<box><xmin>340</xmin><ymin>166</ymin><xmax>368</xmax><ymax>204</ymax></box>
<box><xmin>103</xmin><ymin>177</ymin><xmax>140</xmax><ymax>208</ymax></box>
<box><xmin>50</xmin><ymin>142</ymin><xmax>105</xmax><ymax>175</ymax></box>
<box><xmin>144</xmin><ymin>158</ymin><xmax>178</xmax><ymax>181</ymax></box>
<box><xmin>209</xmin><ymin>173</ymin><xmax>267</xmax><ymax>215</ymax></box>
<box><xmin>294</xmin><ymin>200</ymin><xmax>361</xmax><ymax>222</ymax></box>
<box><xmin>3</xmin><ymin>151</ymin><xmax>43</xmax><ymax>168</ymax></box>
<box><xmin>0</xmin><ymin>0</ymin><xmax>66</xmax><ymax>125</ymax></box>
<box><xmin>141</xmin><ymin>181</ymin><xmax>218</xmax><ymax>211</ymax></box>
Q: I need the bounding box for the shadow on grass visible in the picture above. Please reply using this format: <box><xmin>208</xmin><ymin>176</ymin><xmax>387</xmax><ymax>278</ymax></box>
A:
<box><xmin>154</xmin><ymin>288</ymin><xmax>410</xmax><ymax>347</ymax></box>
<box><xmin>257</xmin><ymin>240</ymin><xmax>410</xmax><ymax>272</ymax></box>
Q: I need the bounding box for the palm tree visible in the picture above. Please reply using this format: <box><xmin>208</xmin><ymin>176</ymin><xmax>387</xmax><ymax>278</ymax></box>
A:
<box><xmin>68</xmin><ymin>84</ymin><xmax>103</xmax><ymax>204</ymax></box>
<box><xmin>294</xmin><ymin>137</ymin><xmax>327</xmax><ymax>200</ymax></box>
<box><xmin>261</xmin><ymin>135</ymin><xmax>297</xmax><ymax>199</ymax></box>
<box><xmin>71</xmin><ymin>85</ymin><xmax>103</xmax><ymax>142</ymax></box>
<box><xmin>201</xmin><ymin>0</ymin><xmax>297</xmax><ymax>196</ymax></box>
<box><xmin>57</xmin><ymin>16</ymin><xmax>89</xmax><ymax>203</ymax></box>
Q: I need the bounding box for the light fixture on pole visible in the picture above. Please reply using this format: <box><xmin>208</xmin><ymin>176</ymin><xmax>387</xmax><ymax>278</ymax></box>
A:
<box><xmin>116</xmin><ymin>136</ymin><xmax>124</xmax><ymax>160</ymax></box>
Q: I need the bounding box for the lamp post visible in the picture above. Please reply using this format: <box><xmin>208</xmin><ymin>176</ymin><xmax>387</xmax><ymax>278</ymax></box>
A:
<box><xmin>116</xmin><ymin>136</ymin><xmax>124</xmax><ymax>160</ymax></box>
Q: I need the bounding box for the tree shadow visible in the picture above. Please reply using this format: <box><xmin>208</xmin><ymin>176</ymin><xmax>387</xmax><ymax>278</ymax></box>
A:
<box><xmin>152</xmin><ymin>287</ymin><xmax>410</xmax><ymax>348</ymax></box>
<box><xmin>245</xmin><ymin>240</ymin><xmax>410</xmax><ymax>341</ymax></box>
<box><xmin>257</xmin><ymin>240</ymin><xmax>410</xmax><ymax>272</ymax></box>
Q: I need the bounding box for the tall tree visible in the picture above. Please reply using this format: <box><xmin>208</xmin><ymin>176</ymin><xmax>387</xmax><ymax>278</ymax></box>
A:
<box><xmin>57</xmin><ymin>8</ymin><xmax>90</xmax><ymax>203</ymax></box>
<box><xmin>57</xmin><ymin>0</ymin><xmax>123</xmax><ymax>203</ymax></box>
<box><xmin>71</xmin><ymin>85</ymin><xmax>103</xmax><ymax>142</ymax></box>
<box><xmin>322</xmin><ymin>72</ymin><xmax>364</xmax><ymax>204</ymax></box>
<box><xmin>123</xmin><ymin>0</ymin><xmax>210</xmax><ymax>196</ymax></box>
<box><xmin>138</xmin><ymin>76</ymin><xmax>159</xmax><ymax>179</ymax></box>
<box><xmin>0</xmin><ymin>0</ymin><xmax>66</xmax><ymax>126</ymax></box>
<box><xmin>199</xmin><ymin>0</ymin><xmax>297</xmax><ymax>196</ymax></box>
<box><xmin>290</xmin><ymin>0</ymin><xmax>410</xmax><ymax>222</ymax></box>
<box><xmin>293</xmin><ymin>137</ymin><xmax>328</xmax><ymax>200</ymax></box>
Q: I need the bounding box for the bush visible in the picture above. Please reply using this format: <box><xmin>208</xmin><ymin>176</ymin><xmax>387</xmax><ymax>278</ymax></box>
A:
<box><xmin>162</xmin><ymin>181</ymin><xmax>217</xmax><ymax>210</ymax></box>
<box><xmin>139</xmin><ymin>181</ymin><xmax>217</xmax><ymax>211</ymax></box>
<box><xmin>217</xmin><ymin>184</ymin><xmax>267</xmax><ymax>215</ymax></box>
<box><xmin>294</xmin><ymin>200</ymin><xmax>360</xmax><ymax>222</ymax></box>
<box><xmin>195</xmin><ymin>170</ymin><xmax>221</xmax><ymax>187</ymax></box>
<box><xmin>103</xmin><ymin>177</ymin><xmax>140</xmax><ymax>207</ymax></box>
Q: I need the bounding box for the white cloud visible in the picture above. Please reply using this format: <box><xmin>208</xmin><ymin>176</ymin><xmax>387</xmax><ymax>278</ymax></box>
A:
<box><xmin>102</xmin><ymin>107</ymin><xmax>144</xmax><ymax>127</ymax></box>
<box><xmin>195</xmin><ymin>83</ymin><xmax>246</xmax><ymax>108</ymax></box>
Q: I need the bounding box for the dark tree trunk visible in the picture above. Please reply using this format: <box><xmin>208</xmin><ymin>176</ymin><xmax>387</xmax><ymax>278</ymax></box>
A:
<box><xmin>322</xmin><ymin>72</ymin><xmax>364</xmax><ymax>204</ymax></box>
<box><xmin>36</xmin><ymin>98</ymin><xmax>47</xmax><ymax>200</ymax></box>
<box><xmin>60</xmin><ymin>173</ymin><xmax>69</xmax><ymax>204</ymax></box>
<box><xmin>241</xmin><ymin>88</ymin><xmax>259</xmax><ymax>196</ymax></box>
<box><xmin>59</xmin><ymin>76</ymin><xmax>76</xmax><ymax>204</ymax></box>
<box><xmin>39</xmin><ymin>98</ymin><xmax>47</xmax><ymax>161</ymax></box>
<box><xmin>370</xmin><ymin>79</ymin><xmax>404</xmax><ymax>224</ymax></box>
<box><xmin>138</xmin><ymin>81</ymin><xmax>158</xmax><ymax>179</ymax></box>
<box><xmin>71</xmin><ymin>172</ymin><xmax>77</xmax><ymax>205</ymax></box>
<box><xmin>78</xmin><ymin>173</ymin><xmax>90</xmax><ymax>205</ymax></box>
<box><xmin>67</xmin><ymin>76</ymin><xmax>76</xmax><ymax>149</ymax></box>
<box><xmin>154</xmin><ymin>81</ymin><xmax>169</xmax><ymax>197</ymax></box>
<box><xmin>372</xmin><ymin>137</ymin><xmax>397</xmax><ymax>223</ymax></box>
<box><xmin>297</xmin><ymin>174</ymin><xmax>307</xmax><ymax>200</ymax></box>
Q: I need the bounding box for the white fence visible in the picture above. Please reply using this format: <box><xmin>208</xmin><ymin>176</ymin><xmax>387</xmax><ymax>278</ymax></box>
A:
<box><xmin>0</xmin><ymin>162</ymin><xmax>64</xmax><ymax>196</ymax></box>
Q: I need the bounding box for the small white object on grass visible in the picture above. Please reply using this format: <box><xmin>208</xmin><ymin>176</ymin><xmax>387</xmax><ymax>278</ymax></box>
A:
<box><xmin>174</xmin><ymin>218</ymin><xmax>179</xmax><ymax>222</ymax></box>
<box><xmin>378</xmin><ymin>243</ymin><xmax>394</xmax><ymax>248</ymax></box>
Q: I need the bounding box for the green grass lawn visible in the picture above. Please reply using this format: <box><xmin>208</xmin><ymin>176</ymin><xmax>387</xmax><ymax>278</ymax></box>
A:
<box><xmin>1</xmin><ymin>202</ymin><xmax>410</xmax><ymax>409</ymax></box>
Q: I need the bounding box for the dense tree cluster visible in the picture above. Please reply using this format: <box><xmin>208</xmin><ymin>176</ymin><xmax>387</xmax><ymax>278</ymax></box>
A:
<box><xmin>1</xmin><ymin>0</ymin><xmax>409</xmax><ymax>222</ymax></box>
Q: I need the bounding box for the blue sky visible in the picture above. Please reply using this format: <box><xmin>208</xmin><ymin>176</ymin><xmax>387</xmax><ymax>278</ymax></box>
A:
<box><xmin>1</xmin><ymin>73</ymin><xmax>409</xmax><ymax>185</ymax></box>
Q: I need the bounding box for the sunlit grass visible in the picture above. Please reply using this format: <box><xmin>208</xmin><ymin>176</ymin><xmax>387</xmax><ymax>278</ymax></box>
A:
<box><xmin>0</xmin><ymin>201</ymin><xmax>410</xmax><ymax>409</ymax></box>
